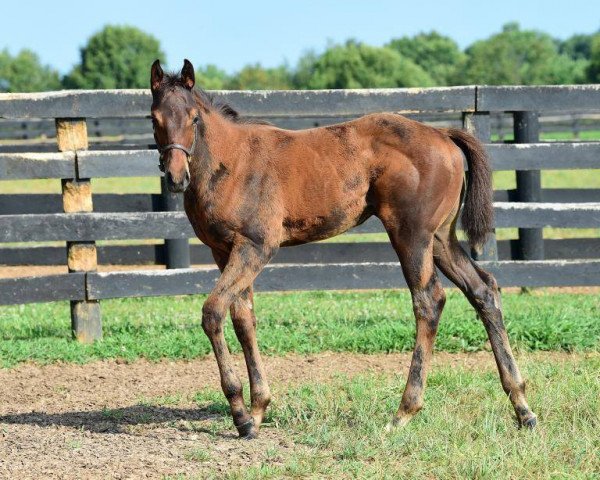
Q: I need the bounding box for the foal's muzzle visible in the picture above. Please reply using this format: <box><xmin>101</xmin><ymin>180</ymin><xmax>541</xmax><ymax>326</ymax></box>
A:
<box><xmin>166</xmin><ymin>168</ymin><xmax>190</xmax><ymax>193</ymax></box>
<box><xmin>156</xmin><ymin>123</ymin><xmax>198</xmax><ymax>193</ymax></box>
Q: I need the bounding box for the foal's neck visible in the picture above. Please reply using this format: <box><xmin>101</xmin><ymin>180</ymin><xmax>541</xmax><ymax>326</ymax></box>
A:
<box><xmin>188</xmin><ymin>105</ymin><xmax>245</xmax><ymax>195</ymax></box>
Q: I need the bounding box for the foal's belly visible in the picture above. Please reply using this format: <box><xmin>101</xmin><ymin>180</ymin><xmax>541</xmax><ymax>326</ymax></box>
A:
<box><xmin>280</xmin><ymin>197</ymin><xmax>373</xmax><ymax>247</ymax></box>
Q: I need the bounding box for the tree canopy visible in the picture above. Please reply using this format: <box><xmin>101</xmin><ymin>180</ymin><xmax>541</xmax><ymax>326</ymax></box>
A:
<box><xmin>387</xmin><ymin>31</ymin><xmax>465</xmax><ymax>85</ymax></box>
<box><xmin>193</xmin><ymin>64</ymin><xmax>230</xmax><ymax>90</ymax></box>
<box><xmin>461</xmin><ymin>22</ymin><xmax>587</xmax><ymax>85</ymax></box>
<box><xmin>559</xmin><ymin>32</ymin><xmax>598</xmax><ymax>61</ymax></box>
<box><xmin>295</xmin><ymin>40</ymin><xmax>434</xmax><ymax>89</ymax></box>
<box><xmin>586</xmin><ymin>34</ymin><xmax>600</xmax><ymax>83</ymax></box>
<box><xmin>63</xmin><ymin>25</ymin><xmax>165</xmax><ymax>89</ymax></box>
<box><xmin>0</xmin><ymin>49</ymin><xmax>61</xmax><ymax>92</ymax></box>
<box><xmin>225</xmin><ymin>64</ymin><xmax>292</xmax><ymax>90</ymax></box>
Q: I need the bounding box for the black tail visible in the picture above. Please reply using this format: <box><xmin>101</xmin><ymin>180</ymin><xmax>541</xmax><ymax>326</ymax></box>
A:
<box><xmin>443</xmin><ymin>128</ymin><xmax>494</xmax><ymax>252</ymax></box>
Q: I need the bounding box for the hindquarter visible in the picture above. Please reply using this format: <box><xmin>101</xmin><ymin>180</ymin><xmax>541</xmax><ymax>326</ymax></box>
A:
<box><xmin>365</xmin><ymin>114</ymin><xmax>465</xmax><ymax>236</ymax></box>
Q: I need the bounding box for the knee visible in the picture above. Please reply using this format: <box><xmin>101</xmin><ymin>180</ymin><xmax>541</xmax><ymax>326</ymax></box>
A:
<box><xmin>202</xmin><ymin>300</ymin><xmax>225</xmax><ymax>335</ymax></box>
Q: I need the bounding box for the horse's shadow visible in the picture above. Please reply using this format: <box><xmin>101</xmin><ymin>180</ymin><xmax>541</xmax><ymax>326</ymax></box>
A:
<box><xmin>0</xmin><ymin>403</ymin><xmax>231</xmax><ymax>436</ymax></box>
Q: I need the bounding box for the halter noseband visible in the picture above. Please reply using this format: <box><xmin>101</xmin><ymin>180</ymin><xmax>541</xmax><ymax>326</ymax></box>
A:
<box><xmin>156</xmin><ymin>122</ymin><xmax>198</xmax><ymax>173</ymax></box>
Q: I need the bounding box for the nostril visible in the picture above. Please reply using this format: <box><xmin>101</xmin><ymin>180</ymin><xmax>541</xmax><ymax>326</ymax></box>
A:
<box><xmin>185</xmin><ymin>171</ymin><xmax>190</xmax><ymax>184</ymax></box>
<box><xmin>166</xmin><ymin>171</ymin><xmax>174</xmax><ymax>184</ymax></box>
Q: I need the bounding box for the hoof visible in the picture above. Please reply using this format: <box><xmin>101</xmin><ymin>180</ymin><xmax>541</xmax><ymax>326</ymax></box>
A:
<box><xmin>385</xmin><ymin>415</ymin><xmax>411</xmax><ymax>432</ymax></box>
<box><xmin>521</xmin><ymin>415</ymin><xmax>537</xmax><ymax>429</ymax></box>
<box><xmin>241</xmin><ymin>430</ymin><xmax>259</xmax><ymax>440</ymax></box>
<box><xmin>236</xmin><ymin>418</ymin><xmax>258</xmax><ymax>439</ymax></box>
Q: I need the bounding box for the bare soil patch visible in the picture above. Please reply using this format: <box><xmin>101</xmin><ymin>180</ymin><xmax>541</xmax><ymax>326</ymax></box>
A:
<box><xmin>0</xmin><ymin>351</ymin><xmax>587</xmax><ymax>479</ymax></box>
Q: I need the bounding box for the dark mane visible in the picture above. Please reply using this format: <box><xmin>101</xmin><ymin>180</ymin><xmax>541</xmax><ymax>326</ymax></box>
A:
<box><xmin>162</xmin><ymin>72</ymin><xmax>271</xmax><ymax>125</ymax></box>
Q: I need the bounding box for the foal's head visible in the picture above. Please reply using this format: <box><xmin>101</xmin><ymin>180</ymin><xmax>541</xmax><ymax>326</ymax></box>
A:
<box><xmin>150</xmin><ymin>59</ymin><xmax>200</xmax><ymax>192</ymax></box>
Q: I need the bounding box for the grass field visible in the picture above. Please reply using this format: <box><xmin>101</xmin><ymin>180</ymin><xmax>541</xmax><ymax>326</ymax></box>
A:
<box><xmin>1</xmin><ymin>289</ymin><xmax>598</xmax><ymax>368</ymax></box>
<box><xmin>191</xmin><ymin>355</ymin><xmax>600</xmax><ymax>479</ymax></box>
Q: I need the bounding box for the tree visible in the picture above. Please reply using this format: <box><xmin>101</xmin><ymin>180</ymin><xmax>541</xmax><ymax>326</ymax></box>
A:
<box><xmin>291</xmin><ymin>50</ymin><xmax>319</xmax><ymax>89</ymax></box>
<box><xmin>63</xmin><ymin>25</ymin><xmax>165</xmax><ymax>89</ymax></box>
<box><xmin>559</xmin><ymin>33</ymin><xmax>596</xmax><ymax>61</ymax></box>
<box><xmin>461</xmin><ymin>23</ymin><xmax>586</xmax><ymax>85</ymax></box>
<box><xmin>587</xmin><ymin>34</ymin><xmax>600</xmax><ymax>83</ymax></box>
<box><xmin>296</xmin><ymin>40</ymin><xmax>434</xmax><ymax>89</ymax></box>
<box><xmin>195</xmin><ymin>64</ymin><xmax>230</xmax><ymax>90</ymax></box>
<box><xmin>387</xmin><ymin>31</ymin><xmax>466</xmax><ymax>85</ymax></box>
<box><xmin>225</xmin><ymin>64</ymin><xmax>292</xmax><ymax>90</ymax></box>
<box><xmin>0</xmin><ymin>49</ymin><xmax>61</xmax><ymax>92</ymax></box>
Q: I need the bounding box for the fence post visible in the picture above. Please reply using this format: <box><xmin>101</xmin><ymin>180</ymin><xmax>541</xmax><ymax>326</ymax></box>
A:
<box><xmin>514</xmin><ymin>111</ymin><xmax>544</xmax><ymax>261</ymax></box>
<box><xmin>56</xmin><ymin>118</ymin><xmax>102</xmax><ymax>343</ymax></box>
<box><xmin>161</xmin><ymin>177</ymin><xmax>191</xmax><ymax>269</ymax></box>
<box><xmin>463</xmin><ymin>111</ymin><xmax>498</xmax><ymax>261</ymax></box>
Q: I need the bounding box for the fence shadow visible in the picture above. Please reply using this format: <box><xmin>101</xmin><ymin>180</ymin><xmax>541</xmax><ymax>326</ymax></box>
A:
<box><xmin>0</xmin><ymin>404</ymin><xmax>231</xmax><ymax>435</ymax></box>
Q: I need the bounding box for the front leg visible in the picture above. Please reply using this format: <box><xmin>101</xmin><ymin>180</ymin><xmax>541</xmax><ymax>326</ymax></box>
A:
<box><xmin>230</xmin><ymin>287</ymin><xmax>271</xmax><ymax>428</ymax></box>
<box><xmin>203</xmin><ymin>240</ymin><xmax>274</xmax><ymax>438</ymax></box>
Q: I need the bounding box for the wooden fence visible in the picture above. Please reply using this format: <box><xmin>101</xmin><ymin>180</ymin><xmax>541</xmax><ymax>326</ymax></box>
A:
<box><xmin>1</xmin><ymin>85</ymin><xmax>599</xmax><ymax>342</ymax></box>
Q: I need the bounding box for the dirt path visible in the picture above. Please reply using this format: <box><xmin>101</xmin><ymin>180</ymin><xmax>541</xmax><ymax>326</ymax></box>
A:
<box><xmin>0</xmin><ymin>351</ymin><xmax>583</xmax><ymax>479</ymax></box>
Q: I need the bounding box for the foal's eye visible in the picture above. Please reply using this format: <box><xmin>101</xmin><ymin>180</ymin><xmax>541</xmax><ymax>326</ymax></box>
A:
<box><xmin>192</xmin><ymin>115</ymin><xmax>200</xmax><ymax>125</ymax></box>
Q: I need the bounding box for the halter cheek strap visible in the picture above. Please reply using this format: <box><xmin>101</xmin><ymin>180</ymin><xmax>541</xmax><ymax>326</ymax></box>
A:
<box><xmin>156</xmin><ymin>123</ymin><xmax>198</xmax><ymax>172</ymax></box>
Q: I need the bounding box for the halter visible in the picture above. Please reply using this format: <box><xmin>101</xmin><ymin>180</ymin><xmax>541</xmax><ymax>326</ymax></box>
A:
<box><xmin>156</xmin><ymin>122</ymin><xmax>198</xmax><ymax>173</ymax></box>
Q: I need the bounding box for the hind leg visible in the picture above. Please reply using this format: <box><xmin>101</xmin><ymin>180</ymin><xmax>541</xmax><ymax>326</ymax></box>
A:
<box><xmin>385</xmin><ymin>231</ymin><xmax>447</xmax><ymax>429</ymax></box>
<box><xmin>434</xmin><ymin>227</ymin><xmax>537</xmax><ymax>428</ymax></box>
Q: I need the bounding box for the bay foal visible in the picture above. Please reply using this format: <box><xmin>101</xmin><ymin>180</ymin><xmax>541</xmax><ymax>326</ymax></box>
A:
<box><xmin>150</xmin><ymin>59</ymin><xmax>536</xmax><ymax>438</ymax></box>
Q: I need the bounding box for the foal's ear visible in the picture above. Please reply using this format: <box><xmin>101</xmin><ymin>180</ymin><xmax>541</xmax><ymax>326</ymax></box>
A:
<box><xmin>150</xmin><ymin>59</ymin><xmax>164</xmax><ymax>92</ymax></box>
<box><xmin>181</xmin><ymin>59</ymin><xmax>195</xmax><ymax>90</ymax></box>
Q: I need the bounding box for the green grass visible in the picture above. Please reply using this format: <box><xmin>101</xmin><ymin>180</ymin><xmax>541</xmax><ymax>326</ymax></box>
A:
<box><xmin>1</xmin><ymin>290</ymin><xmax>598</xmax><ymax>368</ymax></box>
<box><xmin>227</xmin><ymin>355</ymin><xmax>600</xmax><ymax>479</ymax></box>
<box><xmin>184</xmin><ymin>448</ymin><xmax>211</xmax><ymax>463</ymax></box>
<box><xmin>493</xmin><ymin>129</ymin><xmax>600</xmax><ymax>142</ymax></box>
<box><xmin>493</xmin><ymin>168</ymin><xmax>600</xmax><ymax>190</ymax></box>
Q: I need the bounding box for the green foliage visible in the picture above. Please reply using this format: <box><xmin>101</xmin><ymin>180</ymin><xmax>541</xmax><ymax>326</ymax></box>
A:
<box><xmin>461</xmin><ymin>22</ymin><xmax>587</xmax><ymax>85</ymax></box>
<box><xmin>62</xmin><ymin>25</ymin><xmax>165</xmax><ymax>89</ymax></box>
<box><xmin>0</xmin><ymin>49</ymin><xmax>61</xmax><ymax>92</ymax></box>
<box><xmin>559</xmin><ymin>32</ymin><xmax>596</xmax><ymax>61</ymax></box>
<box><xmin>194</xmin><ymin>64</ymin><xmax>230</xmax><ymax>90</ymax></box>
<box><xmin>0</xmin><ymin>290</ymin><xmax>598</xmax><ymax>367</ymax></box>
<box><xmin>586</xmin><ymin>34</ymin><xmax>600</xmax><ymax>83</ymax></box>
<box><xmin>225</xmin><ymin>63</ymin><xmax>292</xmax><ymax>90</ymax></box>
<box><xmin>387</xmin><ymin>31</ymin><xmax>466</xmax><ymax>85</ymax></box>
<box><xmin>291</xmin><ymin>50</ymin><xmax>319</xmax><ymax>88</ymax></box>
<box><xmin>238</xmin><ymin>356</ymin><xmax>599</xmax><ymax>479</ymax></box>
<box><xmin>296</xmin><ymin>40</ymin><xmax>434</xmax><ymax>89</ymax></box>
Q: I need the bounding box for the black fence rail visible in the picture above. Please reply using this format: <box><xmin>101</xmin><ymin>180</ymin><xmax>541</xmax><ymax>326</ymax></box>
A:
<box><xmin>1</xmin><ymin>85</ymin><xmax>599</xmax><ymax>342</ymax></box>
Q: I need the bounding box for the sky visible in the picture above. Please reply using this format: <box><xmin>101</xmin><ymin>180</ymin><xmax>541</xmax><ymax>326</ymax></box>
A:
<box><xmin>1</xmin><ymin>0</ymin><xmax>599</xmax><ymax>74</ymax></box>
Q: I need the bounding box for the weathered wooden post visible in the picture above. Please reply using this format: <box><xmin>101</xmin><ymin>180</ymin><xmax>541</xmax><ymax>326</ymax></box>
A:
<box><xmin>56</xmin><ymin>118</ymin><xmax>102</xmax><ymax>343</ymax></box>
<box><xmin>463</xmin><ymin>111</ymin><xmax>498</xmax><ymax>261</ymax></box>
<box><xmin>161</xmin><ymin>177</ymin><xmax>190</xmax><ymax>269</ymax></box>
<box><xmin>514</xmin><ymin>111</ymin><xmax>544</xmax><ymax>261</ymax></box>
